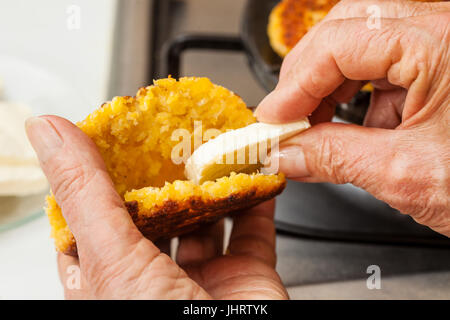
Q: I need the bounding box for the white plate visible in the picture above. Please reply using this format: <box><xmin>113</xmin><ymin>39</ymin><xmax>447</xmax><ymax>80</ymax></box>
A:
<box><xmin>0</xmin><ymin>55</ymin><xmax>86</xmax><ymax>121</ymax></box>
<box><xmin>0</xmin><ymin>55</ymin><xmax>84</xmax><ymax>231</ymax></box>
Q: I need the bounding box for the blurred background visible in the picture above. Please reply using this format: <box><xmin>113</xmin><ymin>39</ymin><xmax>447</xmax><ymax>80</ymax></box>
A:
<box><xmin>0</xmin><ymin>0</ymin><xmax>449</xmax><ymax>299</ymax></box>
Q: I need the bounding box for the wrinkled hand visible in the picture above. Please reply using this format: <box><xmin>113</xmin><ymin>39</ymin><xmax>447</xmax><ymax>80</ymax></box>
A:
<box><xmin>256</xmin><ymin>0</ymin><xmax>450</xmax><ymax>236</ymax></box>
<box><xmin>26</xmin><ymin>116</ymin><xmax>288</xmax><ymax>300</ymax></box>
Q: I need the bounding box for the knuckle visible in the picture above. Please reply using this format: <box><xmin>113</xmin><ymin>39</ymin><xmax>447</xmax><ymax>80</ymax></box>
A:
<box><xmin>86</xmin><ymin>239</ymin><xmax>157</xmax><ymax>298</ymax></box>
<box><xmin>406</xmin><ymin>2</ymin><xmax>426</xmax><ymax>17</ymax></box>
<box><xmin>385</xmin><ymin>154</ymin><xmax>422</xmax><ymax>208</ymax></box>
<box><xmin>318</xmin><ymin>19</ymin><xmax>363</xmax><ymax>70</ymax></box>
<box><xmin>314</xmin><ymin>126</ymin><xmax>349</xmax><ymax>184</ymax></box>
<box><xmin>51</xmin><ymin>160</ymin><xmax>96</xmax><ymax>205</ymax></box>
<box><xmin>319</xmin><ymin>19</ymin><xmax>341</xmax><ymax>41</ymax></box>
<box><xmin>384</xmin><ymin>139</ymin><xmax>449</xmax><ymax>224</ymax></box>
<box><xmin>311</xmin><ymin>125</ymin><xmax>378</xmax><ymax>187</ymax></box>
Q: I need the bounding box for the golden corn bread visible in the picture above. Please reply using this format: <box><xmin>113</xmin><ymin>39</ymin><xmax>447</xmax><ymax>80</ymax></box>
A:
<box><xmin>268</xmin><ymin>0</ymin><xmax>442</xmax><ymax>58</ymax></box>
<box><xmin>268</xmin><ymin>0</ymin><xmax>338</xmax><ymax>58</ymax></box>
<box><xmin>46</xmin><ymin>77</ymin><xmax>286</xmax><ymax>256</ymax></box>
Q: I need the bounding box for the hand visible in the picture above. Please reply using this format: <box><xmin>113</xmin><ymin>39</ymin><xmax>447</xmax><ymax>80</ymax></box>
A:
<box><xmin>25</xmin><ymin>115</ymin><xmax>288</xmax><ymax>299</ymax></box>
<box><xmin>256</xmin><ymin>0</ymin><xmax>450</xmax><ymax>236</ymax></box>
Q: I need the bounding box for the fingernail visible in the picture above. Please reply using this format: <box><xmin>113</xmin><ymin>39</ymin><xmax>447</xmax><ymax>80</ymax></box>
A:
<box><xmin>253</xmin><ymin>107</ymin><xmax>261</xmax><ymax>120</ymax></box>
<box><xmin>269</xmin><ymin>145</ymin><xmax>309</xmax><ymax>178</ymax></box>
<box><xmin>253</xmin><ymin>94</ymin><xmax>271</xmax><ymax>121</ymax></box>
<box><xmin>25</xmin><ymin>117</ymin><xmax>63</xmax><ymax>162</ymax></box>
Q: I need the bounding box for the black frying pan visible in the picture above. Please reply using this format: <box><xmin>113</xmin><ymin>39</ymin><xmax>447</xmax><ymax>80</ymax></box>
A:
<box><xmin>241</xmin><ymin>0</ymin><xmax>281</xmax><ymax>92</ymax></box>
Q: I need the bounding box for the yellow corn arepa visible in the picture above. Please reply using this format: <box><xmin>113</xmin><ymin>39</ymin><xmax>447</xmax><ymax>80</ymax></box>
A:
<box><xmin>46</xmin><ymin>77</ymin><xmax>286</xmax><ymax>256</ymax></box>
<box><xmin>268</xmin><ymin>0</ymin><xmax>338</xmax><ymax>58</ymax></box>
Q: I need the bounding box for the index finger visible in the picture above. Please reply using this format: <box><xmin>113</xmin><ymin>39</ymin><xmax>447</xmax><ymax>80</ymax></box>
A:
<box><xmin>280</xmin><ymin>0</ymin><xmax>449</xmax><ymax>81</ymax></box>
<box><xmin>255</xmin><ymin>14</ymin><xmax>434</xmax><ymax>123</ymax></box>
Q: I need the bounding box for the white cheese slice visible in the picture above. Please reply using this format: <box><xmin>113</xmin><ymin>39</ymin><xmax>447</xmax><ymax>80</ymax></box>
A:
<box><xmin>185</xmin><ymin>118</ymin><xmax>311</xmax><ymax>184</ymax></box>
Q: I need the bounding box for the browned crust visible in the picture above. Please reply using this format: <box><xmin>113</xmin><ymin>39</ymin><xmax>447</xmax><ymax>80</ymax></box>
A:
<box><xmin>62</xmin><ymin>241</ymin><xmax>78</xmax><ymax>257</ymax></box>
<box><xmin>62</xmin><ymin>181</ymin><xmax>285</xmax><ymax>257</ymax></box>
<box><xmin>280</xmin><ymin>0</ymin><xmax>338</xmax><ymax>49</ymax></box>
<box><xmin>128</xmin><ymin>181</ymin><xmax>286</xmax><ymax>242</ymax></box>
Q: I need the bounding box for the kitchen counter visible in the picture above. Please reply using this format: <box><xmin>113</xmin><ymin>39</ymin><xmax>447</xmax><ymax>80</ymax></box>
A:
<box><xmin>1</xmin><ymin>215</ymin><xmax>449</xmax><ymax>299</ymax></box>
<box><xmin>0</xmin><ymin>215</ymin><xmax>61</xmax><ymax>299</ymax></box>
<box><xmin>276</xmin><ymin>234</ymin><xmax>450</xmax><ymax>299</ymax></box>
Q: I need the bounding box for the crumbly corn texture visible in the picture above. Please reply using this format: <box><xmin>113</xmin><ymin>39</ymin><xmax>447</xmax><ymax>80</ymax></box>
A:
<box><xmin>45</xmin><ymin>77</ymin><xmax>285</xmax><ymax>256</ymax></box>
<box><xmin>79</xmin><ymin>77</ymin><xmax>255</xmax><ymax>195</ymax></box>
<box><xmin>125</xmin><ymin>172</ymin><xmax>285</xmax><ymax>213</ymax></box>
<box><xmin>46</xmin><ymin>194</ymin><xmax>76</xmax><ymax>255</ymax></box>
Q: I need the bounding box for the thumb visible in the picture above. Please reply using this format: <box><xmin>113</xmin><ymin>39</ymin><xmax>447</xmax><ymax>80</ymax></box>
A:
<box><xmin>269</xmin><ymin>122</ymin><xmax>450</xmax><ymax>236</ymax></box>
<box><xmin>25</xmin><ymin>116</ymin><xmax>150</xmax><ymax>263</ymax></box>
<box><xmin>270</xmin><ymin>122</ymin><xmax>397</xmax><ymax>193</ymax></box>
